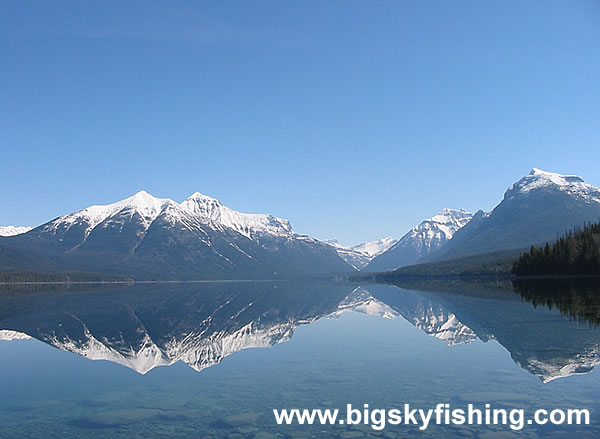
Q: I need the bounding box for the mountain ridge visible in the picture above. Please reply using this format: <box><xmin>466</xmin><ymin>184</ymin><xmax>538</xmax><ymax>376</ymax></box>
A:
<box><xmin>365</xmin><ymin>208</ymin><xmax>473</xmax><ymax>272</ymax></box>
<box><xmin>1</xmin><ymin>191</ymin><xmax>353</xmax><ymax>279</ymax></box>
<box><xmin>325</xmin><ymin>237</ymin><xmax>398</xmax><ymax>270</ymax></box>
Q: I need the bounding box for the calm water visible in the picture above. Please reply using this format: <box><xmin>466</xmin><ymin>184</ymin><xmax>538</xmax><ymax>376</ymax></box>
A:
<box><xmin>0</xmin><ymin>280</ymin><xmax>599</xmax><ymax>438</ymax></box>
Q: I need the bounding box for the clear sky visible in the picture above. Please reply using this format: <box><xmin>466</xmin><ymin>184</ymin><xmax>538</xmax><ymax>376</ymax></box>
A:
<box><xmin>2</xmin><ymin>1</ymin><xmax>599</xmax><ymax>245</ymax></box>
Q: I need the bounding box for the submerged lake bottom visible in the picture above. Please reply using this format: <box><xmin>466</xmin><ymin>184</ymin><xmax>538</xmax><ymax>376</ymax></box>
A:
<box><xmin>0</xmin><ymin>279</ymin><xmax>599</xmax><ymax>438</ymax></box>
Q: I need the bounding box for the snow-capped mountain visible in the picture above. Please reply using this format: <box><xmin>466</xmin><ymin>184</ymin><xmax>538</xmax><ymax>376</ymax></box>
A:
<box><xmin>431</xmin><ymin>168</ymin><xmax>600</xmax><ymax>261</ymax></box>
<box><xmin>325</xmin><ymin>237</ymin><xmax>398</xmax><ymax>270</ymax></box>
<box><xmin>351</xmin><ymin>237</ymin><xmax>398</xmax><ymax>258</ymax></box>
<box><xmin>0</xmin><ymin>226</ymin><xmax>32</xmax><ymax>237</ymax></box>
<box><xmin>38</xmin><ymin>190</ymin><xmax>294</xmax><ymax>244</ymax></box>
<box><xmin>324</xmin><ymin>240</ymin><xmax>371</xmax><ymax>270</ymax></box>
<box><xmin>507</xmin><ymin>168</ymin><xmax>600</xmax><ymax>203</ymax></box>
<box><xmin>42</xmin><ymin>190</ymin><xmax>173</xmax><ymax>237</ymax></box>
<box><xmin>365</xmin><ymin>209</ymin><xmax>473</xmax><ymax>272</ymax></box>
<box><xmin>2</xmin><ymin>190</ymin><xmax>352</xmax><ymax>279</ymax></box>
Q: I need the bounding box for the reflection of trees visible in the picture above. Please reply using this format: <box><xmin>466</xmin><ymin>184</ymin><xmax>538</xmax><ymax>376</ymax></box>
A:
<box><xmin>513</xmin><ymin>279</ymin><xmax>600</xmax><ymax>327</ymax></box>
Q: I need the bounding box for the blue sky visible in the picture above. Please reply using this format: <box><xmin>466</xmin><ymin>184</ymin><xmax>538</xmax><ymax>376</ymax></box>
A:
<box><xmin>2</xmin><ymin>1</ymin><xmax>599</xmax><ymax>245</ymax></box>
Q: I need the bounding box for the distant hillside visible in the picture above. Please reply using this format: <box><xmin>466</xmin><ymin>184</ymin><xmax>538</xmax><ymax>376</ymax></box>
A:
<box><xmin>513</xmin><ymin>223</ymin><xmax>600</xmax><ymax>276</ymax></box>
<box><xmin>353</xmin><ymin>248</ymin><xmax>520</xmax><ymax>281</ymax></box>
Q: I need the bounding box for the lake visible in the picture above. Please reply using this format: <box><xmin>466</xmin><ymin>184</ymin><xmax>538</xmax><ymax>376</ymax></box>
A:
<box><xmin>0</xmin><ymin>279</ymin><xmax>599</xmax><ymax>438</ymax></box>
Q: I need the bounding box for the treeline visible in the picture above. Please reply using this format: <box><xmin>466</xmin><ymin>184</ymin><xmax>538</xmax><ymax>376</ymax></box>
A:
<box><xmin>512</xmin><ymin>223</ymin><xmax>600</xmax><ymax>276</ymax></box>
<box><xmin>0</xmin><ymin>271</ymin><xmax>130</xmax><ymax>284</ymax></box>
<box><xmin>352</xmin><ymin>249</ymin><xmax>519</xmax><ymax>282</ymax></box>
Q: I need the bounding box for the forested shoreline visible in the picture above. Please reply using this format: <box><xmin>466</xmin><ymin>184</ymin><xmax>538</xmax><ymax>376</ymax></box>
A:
<box><xmin>513</xmin><ymin>223</ymin><xmax>600</xmax><ymax>276</ymax></box>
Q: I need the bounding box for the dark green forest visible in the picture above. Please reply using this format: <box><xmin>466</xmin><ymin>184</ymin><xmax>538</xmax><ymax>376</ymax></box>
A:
<box><xmin>512</xmin><ymin>223</ymin><xmax>600</xmax><ymax>276</ymax></box>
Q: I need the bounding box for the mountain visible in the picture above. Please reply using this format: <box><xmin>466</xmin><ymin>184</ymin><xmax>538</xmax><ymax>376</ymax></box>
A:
<box><xmin>0</xmin><ymin>226</ymin><xmax>32</xmax><ymax>237</ymax></box>
<box><xmin>365</xmin><ymin>209</ymin><xmax>473</xmax><ymax>272</ymax></box>
<box><xmin>325</xmin><ymin>237</ymin><xmax>397</xmax><ymax>270</ymax></box>
<box><xmin>429</xmin><ymin>168</ymin><xmax>600</xmax><ymax>262</ymax></box>
<box><xmin>1</xmin><ymin>191</ymin><xmax>353</xmax><ymax>279</ymax></box>
<box><xmin>324</xmin><ymin>240</ymin><xmax>371</xmax><ymax>270</ymax></box>
<box><xmin>351</xmin><ymin>237</ymin><xmax>398</xmax><ymax>258</ymax></box>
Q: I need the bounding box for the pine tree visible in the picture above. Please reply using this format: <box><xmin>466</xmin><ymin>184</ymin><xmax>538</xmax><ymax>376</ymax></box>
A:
<box><xmin>513</xmin><ymin>222</ymin><xmax>600</xmax><ymax>276</ymax></box>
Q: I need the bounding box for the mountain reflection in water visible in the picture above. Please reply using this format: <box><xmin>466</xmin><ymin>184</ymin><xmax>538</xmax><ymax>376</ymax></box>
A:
<box><xmin>0</xmin><ymin>279</ymin><xmax>599</xmax><ymax>382</ymax></box>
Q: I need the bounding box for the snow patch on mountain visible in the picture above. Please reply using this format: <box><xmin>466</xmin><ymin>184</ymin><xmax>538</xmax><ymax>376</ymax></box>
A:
<box><xmin>392</xmin><ymin>208</ymin><xmax>473</xmax><ymax>255</ymax></box>
<box><xmin>0</xmin><ymin>226</ymin><xmax>32</xmax><ymax>237</ymax></box>
<box><xmin>44</xmin><ymin>190</ymin><xmax>174</xmax><ymax>237</ymax></box>
<box><xmin>351</xmin><ymin>237</ymin><xmax>398</xmax><ymax>258</ymax></box>
<box><xmin>417</xmin><ymin>208</ymin><xmax>474</xmax><ymax>243</ymax></box>
<box><xmin>366</xmin><ymin>208</ymin><xmax>473</xmax><ymax>271</ymax></box>
<box><xmin>506</xmin><ymin>168</ymin><xmax>600</xmax><ymax>204</ymax></box>
<box><xmin>324</xmin><ymin>240</ymin><xmax>371</xmax><ymax>270</ymax></box>
<box><xmin>180</xmin><ymin>192</ymin><xmax>294</xmax><ymax>239</ymax></box>
<box><xmin>41</xmin><ymin>190</ymin><xmax>297</xmax><ymax>243</ymax></box>
<box><xmin>325</xmin><ymin>237</ymin><xmax>398</xmax><ymax>270</ymax></box>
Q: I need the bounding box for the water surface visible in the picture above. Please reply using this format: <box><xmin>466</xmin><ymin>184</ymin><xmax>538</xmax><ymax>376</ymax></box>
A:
<box><xmin>0</xmin><ymin>280</ymin><xmax>599</xmax><ymax>438</ymax></box>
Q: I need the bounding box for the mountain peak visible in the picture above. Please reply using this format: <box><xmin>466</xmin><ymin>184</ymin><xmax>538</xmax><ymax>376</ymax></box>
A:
<box><xmin>325</xmin><ymin>237</ymin><xmax>398</xmax><ymax>270</ymax></box>
<box><xmin>528</xmin><ymin>167</ymin><xmax>584</xmax><ymax>183</ymax></box>
<box><xmin>43</xmin><ymin>191</ymin><xmax>174</xmax><ymax>237</ymax></box>
<box><xmin>430</xmin><ymin>208</ymin><xmax>472</xmax><ymax>223</ymax></box>
<box><xmin>351</xmin><ymin>237</ymin><xmax>398</xmax><ymax>258</ymax></box>
<box><xmin>530</xmin><ymin>167</ymin><xmax>549</xmax><ymax>175</ymax></box>
<box><xmin>185</xmin><ymin>192</ymin><xmax>220</xmax><ymax>203</ymax></box>
<box><xmin>181</xmin><ymin>192</ymin><xmax>224</xmax><ymax>215</ymax></box>
<box><xmin>507</xmin><ymin>169</ymin><xmax>597</xmax><ymax>202</ymax></box>
<box><xmin>178</xmin><ymin>192</ymin><xmax>294</xmax><ymax>239</ymax></box>
<box><xmin>365</xmin><ymin>209</ymin><xmax>473</xmax><ymax>272</ymax></box>
<box><xmin>132</xmin><ymin>189</ymin><xmax>152</xmax><ymax>197</ymax></box>
<box><xmin>439</xmin><ymin>207</ymin><xmax>468</xmax><ymax>213</ymax></box>
<box><xmin>110</xmin><ymin>191</ymin><xmax>173</xmax><ymax>221</ymax></box>
<box><xmin>123</xmin><ymin>190</ymin><xmax>172</xmax><ymax>208</ymax></box>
